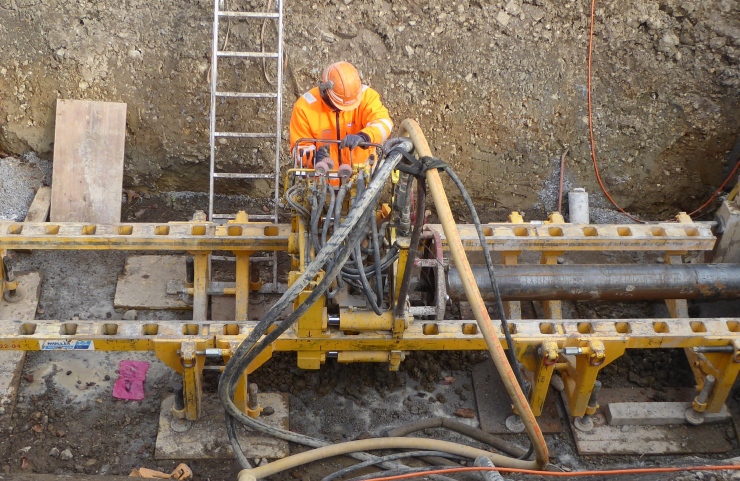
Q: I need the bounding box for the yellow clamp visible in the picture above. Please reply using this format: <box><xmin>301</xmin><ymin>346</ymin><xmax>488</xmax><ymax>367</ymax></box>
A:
<box><xmin>247</xmin><ymin>404</ymin><xmax>263</xmax><ymax>418</ymax></box>
<box><xmin>692</xmin><ymin>398</ymin><xmax>708</xmax><ymax>413</ymax></box>
<box><xmin>585</xmin><ymin>403</ymin><xmax>599</xmax><ymax>416</ymax></box>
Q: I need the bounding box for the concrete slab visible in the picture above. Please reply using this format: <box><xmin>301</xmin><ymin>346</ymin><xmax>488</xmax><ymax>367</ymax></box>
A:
<box><xmin>114</xmin><ymin>255</ymin><xmax>190</xmax><ymax>310</ymax></box>
<box><xmin>472</xmin><ymin>358</ymin><xmax>563</xmax><ymax>434</ymax></box>
<box><xmin>0</xmin><ymin>271</ymin><xmax>41</xmax><ymax>418</ymax></box>
<box><xmin>155</xmin><ymin>392</ymin><xmax>289</xmax><ymax>460</ymax></box>
<box><xmin>563</xmin><ymin>388</ymin><xmax>733</xmax><ymax>455</ymax></box>
<box><xmin>606</xmin><ymin>401</ymin><xmax>731</xmax><ymax>426</ymax></box>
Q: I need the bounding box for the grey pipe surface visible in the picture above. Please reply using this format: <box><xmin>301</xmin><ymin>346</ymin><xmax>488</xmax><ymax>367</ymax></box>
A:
<box><xmin>446</xmin><ymin>264</ymin><xmax>740</xmax><ymax>302</ymax></box>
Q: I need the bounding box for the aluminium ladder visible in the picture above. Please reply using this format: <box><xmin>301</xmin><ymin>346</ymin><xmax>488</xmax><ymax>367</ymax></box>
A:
<box><xmin>208</xmin><ymin>0</ymin><xmax>284</xmax><ymax>289</ymax></box>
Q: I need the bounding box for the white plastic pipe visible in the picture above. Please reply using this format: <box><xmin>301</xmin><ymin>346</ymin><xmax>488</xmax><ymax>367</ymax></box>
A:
<box><xmin>568</xmin><ymin>188</ymin><xmax>589</xmax><ymax>224</ymax></box>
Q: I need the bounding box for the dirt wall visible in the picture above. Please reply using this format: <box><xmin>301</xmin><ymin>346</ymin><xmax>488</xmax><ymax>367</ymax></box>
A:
<box><xmin>1</xmin><ymin>0</ymin><xmax>740</xmax><ymax>219</ymax></box>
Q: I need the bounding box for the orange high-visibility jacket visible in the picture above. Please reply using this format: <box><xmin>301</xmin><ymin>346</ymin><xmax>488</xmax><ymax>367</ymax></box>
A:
<box><xmin>290</xmin><ymin>86</ymin><xmax>393</xmax><ymax>167</ymax></box>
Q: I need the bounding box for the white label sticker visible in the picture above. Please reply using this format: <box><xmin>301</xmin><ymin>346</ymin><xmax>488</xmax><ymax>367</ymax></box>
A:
<box><xmin>41</xmin><ymin>340</ymin><xmax>95</xmax><ymax>351</ymax></box>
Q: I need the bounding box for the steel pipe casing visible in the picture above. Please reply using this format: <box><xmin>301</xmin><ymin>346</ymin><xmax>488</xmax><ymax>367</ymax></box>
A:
<box><xmin>446</xmin><ymin>264</ymin><xmax>740</xmax><ymax>302</ymax></box>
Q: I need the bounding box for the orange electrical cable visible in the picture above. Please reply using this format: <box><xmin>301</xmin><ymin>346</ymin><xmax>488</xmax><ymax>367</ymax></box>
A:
<box><xmin>359</xmin><ymin>465</ymin><xmax>740</xmax><ymax>481</ymax></box>
<box><xmin>586</xmin><ymin>0</ymin><xmax>739</xmax><ymax>221</ymax></box>
<box><xmin>688</xmin><ymin>158</ymin><xmax>740</xmax><ymax>216</ymax></box>
<box><xmin>587</xmin><ymin>0</ymin><xmax>645</xmax><ymax>224</ymax></box>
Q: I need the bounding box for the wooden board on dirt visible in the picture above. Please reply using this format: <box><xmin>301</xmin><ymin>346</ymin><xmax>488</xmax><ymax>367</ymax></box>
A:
<box><xmin>24</xmin><ymin>186</ymin><xmax>51</xmax><ymax>223</ymax></box>
<box><xmin>472</xmin><ymin>358</ymin><xmax>563</xmax><ymax>434</ymax></box>
<box><xmin>155</xmin><ymin>392</ymin><xmax>289</xmax><ymax>459</ymax></box>
<box><xmin>563</xmin><ymin>387</ymin><xmax>734</xmax><ymax>455</ymax></box>
<box><xmin>50</xmin><ymin>100</ymin><xmax>127</xmax><ymax>223</ymax></box>
<box><xmin>114</xmin><ymin>255</ymin><xmax>190</xmax><ymax>310</ymax></box>
<box><xmin>0</xmin><ymin>272</ymin><xmax>41</xmax><ymax>418</ymax></box>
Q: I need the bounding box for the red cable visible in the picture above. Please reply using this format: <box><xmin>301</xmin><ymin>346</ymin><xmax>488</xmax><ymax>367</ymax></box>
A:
<box><xmin>361</xmin><ymin>465</ymin><xmax>740</xmax><ymax>481</ymax></box>
<box><xmin>587</xmin><ymin>0</ymin><xmax>738</xmax><ymax>221</ymax></box>
<box><xmin>557</xmin><ymin>149</ymin><xmax>568</xmax><ymax>213</ymax></box>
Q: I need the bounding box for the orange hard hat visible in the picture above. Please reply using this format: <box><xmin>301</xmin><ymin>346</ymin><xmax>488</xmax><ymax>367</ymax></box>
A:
<box><xmin>322</xmin><ymin>62</ymin><xmax>363</xmax><ymax>111</ymax></box>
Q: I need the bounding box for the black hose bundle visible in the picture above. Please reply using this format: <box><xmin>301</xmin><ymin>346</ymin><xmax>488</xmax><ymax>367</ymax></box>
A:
<box><xmin>219</xmin><ymin>139</ymin><xmax>416</xmax><ymax>470</ymax></box>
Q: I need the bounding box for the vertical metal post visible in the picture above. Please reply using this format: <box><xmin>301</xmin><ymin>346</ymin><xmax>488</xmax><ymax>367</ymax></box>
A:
<box><xmin>192</xmin><ymin>252</ymin><xmax>210</xmax><ymax>321</ymax></box>
<box><xmin>209</xmin><ymin>0</ymin><xmax>220</xmax><ymax>221</ymax></box>
<box><xmin>235</xmin><ymin>251</ymin><xmax>250</xmax><ymax>322</ymax></box>
<box><xmin>272</xmin><ymin>0</ymin><xmax>285</xmax><ymax>290</ymax></box>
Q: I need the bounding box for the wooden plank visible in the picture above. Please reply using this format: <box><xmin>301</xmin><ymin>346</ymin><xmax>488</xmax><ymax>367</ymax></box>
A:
<box><xmin>50</xmin><ymin>99</ymin><xmax>127</xmax><ymax>223</ymax></box>
<box><xmin>563</xmin><ymin>388</ymin><xmax>733</xmax><ymax>455</ymax></box>
<box><xmin>114</xmin><ymin>255</ymin><xmax>190</xmax><ymax>310</ymax></box>
<box><xmin>24</xmin><ymin>186</ymin><xmax>51</xmax><ymax>223</ymax></box>
<box><xmin>606</xmin><ymin>402</ymin><xmax>731</xmax><ymax>426</ymax></box>
<box><xmin>0</xmin><ymin>272</ymin><xmax>41</xmax><ymax>419</ymax></box>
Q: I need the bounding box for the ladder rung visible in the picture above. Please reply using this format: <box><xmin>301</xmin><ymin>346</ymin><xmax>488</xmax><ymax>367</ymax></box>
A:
<box><xmin>218</xmin><ymin>11</ymin><xmax>279</xmax><ymax>18</ymax></box>
<box><xmin>216</xmin><ymin>92</ymin><xmax>278</xmax><ymax>99</ymax></box>
<box><xmin>217</xmin><ymin>51</ymin><xmax>279</xmax><ymax>58</ymax></box>
<box><xmin>213</xmin><ymin>173</ymin><xmax>275</xmax><ymax>179</ymax></box>
<box><xmin>215</xmin><ymin>132</ymin><xmax>275</xmax><ymax>138</ymax></box>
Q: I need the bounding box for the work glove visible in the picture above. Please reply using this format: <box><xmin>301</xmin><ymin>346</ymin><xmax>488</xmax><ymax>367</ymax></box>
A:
<box><xmin>315</xmin><ymin>145</ymin><xmax>330</xmax><ymax>163</ymax></box>
<box><xmin>339</xmin><ymin>132</ymin><xmax>370</xmax><ymax>150</ymax></box>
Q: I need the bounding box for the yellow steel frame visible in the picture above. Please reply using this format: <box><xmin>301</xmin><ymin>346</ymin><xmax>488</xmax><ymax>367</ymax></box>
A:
<box><xmin>1</xmin><ymin>212</ymin><xmax>731</xmax><ymax>420</ymax></box>
<box><xmin>0</xmin><ymin>317</ymin><xmax>738</xmax><ymax>418</ymax></box>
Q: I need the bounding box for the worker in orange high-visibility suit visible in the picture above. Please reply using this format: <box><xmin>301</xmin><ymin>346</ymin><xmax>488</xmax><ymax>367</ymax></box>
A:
<box><xmin>290</xmin><ymin>61</ymin><xmax>393</xmax><ymax>168</ymax></box>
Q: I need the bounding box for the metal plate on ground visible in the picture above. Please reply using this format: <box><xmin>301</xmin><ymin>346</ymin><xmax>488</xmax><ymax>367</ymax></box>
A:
<box><xmin>0</xmin><ymin>272</ymin><xmax>41</xmax><ymax>418</ymax></box>
<box><xmin>472</xmin><ymin>358</ymin><xmax>563</xmax><ymax>434</ymax></box>
<box><xmin>562</xmin><ymin>388</ymin><xmax>734</xmax><ymax>455</ymax></box>
<box><xmin>114</xmin><ymin>256</ymin><xmax>189</xmax><ymax>310</ymax></box>
<box><xmin>155</xmin><ymin>392</ymin><xmax>289</xmax><ymax>459</ymax></box>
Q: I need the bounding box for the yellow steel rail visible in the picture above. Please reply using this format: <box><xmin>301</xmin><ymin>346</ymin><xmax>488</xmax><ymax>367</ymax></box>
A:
<box><xmin>0</xmin><ymin>221</ymin><xmax>290</xmax><ymax>251</ymax></box>
<box><xmin>2</xmin><ymin>318</ymin><xmax>736</xmax><ymax>353</ymax></box>
<box><xmin>426</xmin><ymin>222</ymin><xmax>715</xmax><ymax>252</ymax></box>
<box><xmin>0</xmin><ymin>221</ymin><xmax>714</xmax><ymax>252</ymax></box>
<box><xmin>1</xmin><ymin>318</ymin><xmax>738</xmax><ymax>418</ymax></box>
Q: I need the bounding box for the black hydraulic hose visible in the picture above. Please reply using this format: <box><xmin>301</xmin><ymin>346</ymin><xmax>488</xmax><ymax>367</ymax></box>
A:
<box><xmin>351</xmin><ymin>171</ymin><xmax>382</xmax><ymax>309</ymax></box>
<box><xmin>386</xmin><ymin>418</ymin><xmax>527</xmax><ymax>458</ymax></box>
<box><xmin>310</xmin><ymin>182</ymin><xmax>328</xmax><ymax>256</ymax></box>
<box><xmin>334</xmin><ymin>180</ymin><xmax>351</xmax><ymax>289</ymax></box>
<box><xmin>223</xmin><ymin>184</ymin><xmax>381</xmax><ymax>466</ymax></box>
<box><xmin>321</xmin><ymin>451</ymin><xmax>469</xmax><ymax>481</ymax></box>
<box><xmin>347</xmin><ymin>466</ymin><xmax>462</xmax><ymax>481</ymax></box>
<box><xmin>219</xmin><ymin>139</ymin><xmax>414</xmax><ymax>471</ymax></box>
<box><xmin>354</xmin><ymin>244</ymin><xmax>383</xmax><ymax>316</ymax></box>
<box><xmin>442</xmin><ymin>166</ymin><xmax>524</xmax><ymax>391</ymax></box>
<box><xmin>370</xmin><ymin>209</ymin><xmax>384</xmax><ymax>306</ymax></box>
<box><xmin>322</xmin><ymin>183</ymin><xmax>336</xmax><ymax>248</ymax></box>
<box><xmin>442</xmin><ymin>165</ymin><xmax>533</xmax><ymax>461</ymax></box>
<box><xmin>287</xmin><ymin>184</ymin><xmax>310</xmax><ymax>220</ymax></box>
<box><xmin>340</xmin><ymin>249</ymin><xmax>399</xmax><ymax>278</ymax></box>
<box><xmin>395</xmin><ymin>178</ymin><xmax>425</xmax><ymax>317</ymax></box>
<box><xmin>323</xmin><ymin>184</ymin><xmax>340</xmax><ymax>299</ymax></box>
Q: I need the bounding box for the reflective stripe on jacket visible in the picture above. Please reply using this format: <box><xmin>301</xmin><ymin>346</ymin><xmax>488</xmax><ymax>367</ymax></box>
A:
<box><xmin>289</xmin><ymin>86</ymin><xmax>393</xmax><ymax>167</ymax></box>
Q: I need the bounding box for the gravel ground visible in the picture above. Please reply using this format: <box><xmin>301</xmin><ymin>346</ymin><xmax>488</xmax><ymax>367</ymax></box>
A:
<box><xmin>0</xmin><ymin>154</ymin><xmax>51</xmax><ymax>222</ymax></box>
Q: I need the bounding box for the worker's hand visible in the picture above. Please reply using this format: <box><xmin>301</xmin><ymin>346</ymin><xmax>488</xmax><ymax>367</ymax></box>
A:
<box><xmin>339</xmin><ymin>132</ymin><xmax>370</xmax><ymax>150</ymax></box>
<box><xmin>316</xmin><ymin>145</ymin><xmax>330</xmax><ymax>163</ymax></box>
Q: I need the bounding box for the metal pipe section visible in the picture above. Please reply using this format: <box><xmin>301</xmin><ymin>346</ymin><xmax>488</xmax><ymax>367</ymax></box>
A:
<box><xmin>447</xmin><ymin>264</ymin><xmax>740</xmax><ymax>302</ymax></box>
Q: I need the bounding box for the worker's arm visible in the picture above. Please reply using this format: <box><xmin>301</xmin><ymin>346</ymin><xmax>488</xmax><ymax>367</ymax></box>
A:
<box><xmin>358</xmin><ymin>88</ymin><xmax>393</xmax><ymax>145</ymax></box>
<box><xmin>289</xmin><ymin>102</ymin><xmax>317</xmax><ymax>168</ymax></box>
